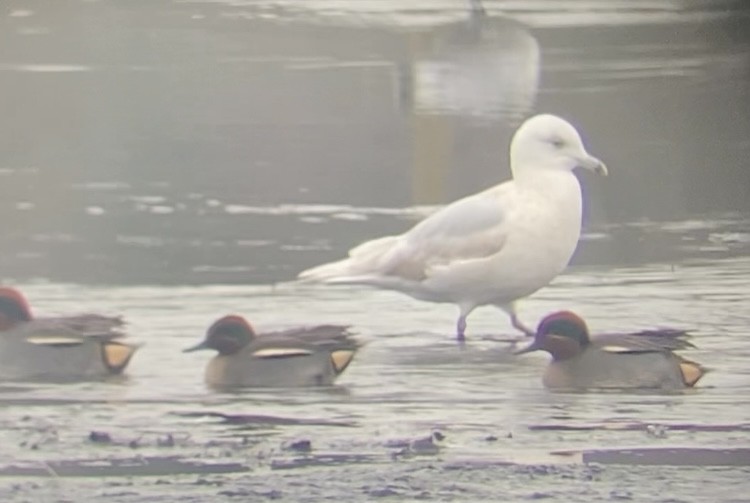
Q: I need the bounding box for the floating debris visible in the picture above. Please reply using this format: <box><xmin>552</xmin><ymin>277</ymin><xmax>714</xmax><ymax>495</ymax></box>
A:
<box><xmin>552</xmin><ymin>447</ymin><xmax>750</xmax><ymax>466</ymax></box>
<box><xmin>528</xmin><ymin>422</ymin><xmax>750</xmax><ymax>433</ymax></box>
<box><xmin>88</xmin><ymin>431</ymin><xmax>112</xmax><ymax>444</ymax></box>
<box><xmin>0</xmin><ymin>456</ymin><xmax>249</xmax><ymax>477</ymax></box>
<box><xmin>175</xmin><ymin>411</ymin><xmax>356</xmax><ymax>428</ymax></box>
<box><xmin>157</xmin><ymin>434</ymin><xmax>176</xmax><ymax>447</ymax></box>
<box><xmin>387</xmin><ymin>431</ymin><xmax>445</xmax><ymax>458</ymax></box>
<box><xmin>645</xmin><ymin>424</ymin><xmax>668</xmax><ymax>438</ymax></box>
<box><xmin>270</xmin><ymin>453</ymin><xmax>377</xmax><ymax>470</ymax></box>
<box><xmin>284</xmin><ymin>439</ymin><xmax>312</xmax><ymax>453</ymax></box>
<box><xmin>86</xmin><ymin>431</ymin><xmax>188</xmax><ymax>449</ymax></box>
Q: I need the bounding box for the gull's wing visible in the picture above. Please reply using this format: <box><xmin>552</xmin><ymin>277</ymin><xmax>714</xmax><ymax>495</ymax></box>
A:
<box><xmin>399</xmin><ymin>183</ymin><xmax>514</xmax><ymax>280</ymax></box>
<box><xmin>300</xmin><ymin>182</ymin><xmax>515</xmax><ymax>283</ymax></box>
<box><xmin>592</xmin><ymin>329</ymin><xmax>695</xmax><ymax>354</ymax></box>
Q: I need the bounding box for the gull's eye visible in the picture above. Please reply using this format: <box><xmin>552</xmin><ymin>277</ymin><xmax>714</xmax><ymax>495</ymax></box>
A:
<box><xmin>550</xmin><ymin>137</ymin><xmax>565</xmax><ymax>149</ymax></box>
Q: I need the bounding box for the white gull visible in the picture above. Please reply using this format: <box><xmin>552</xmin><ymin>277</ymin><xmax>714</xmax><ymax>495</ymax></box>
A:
<box><xmin>298</xmin><ymin>114</ymin><xmax>607</xmax><ymax>342</ymax></box>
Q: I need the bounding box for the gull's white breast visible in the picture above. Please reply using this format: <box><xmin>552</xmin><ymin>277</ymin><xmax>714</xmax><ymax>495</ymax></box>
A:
<box><xmin>419</xmin><ymin>169</ymin><xmax>582</xmax><ymax>307</ymax></box>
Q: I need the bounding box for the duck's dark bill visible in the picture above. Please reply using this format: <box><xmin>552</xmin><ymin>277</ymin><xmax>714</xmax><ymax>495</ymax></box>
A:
<box><xmin>513</xmin><ymin>341</ymin><xmax>540</xmax><ymax>355</ymax></box>
<box><xmin>183</xmin><ymin>341</ymin><xmax>209</xmax><ymax>353</ymax></box>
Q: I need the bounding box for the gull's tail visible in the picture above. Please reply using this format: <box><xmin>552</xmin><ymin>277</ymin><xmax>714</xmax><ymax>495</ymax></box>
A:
<box><xmin>298</xmin><ymin>235</ymin><xmax>400</xmax><ymax>283</ymax></box>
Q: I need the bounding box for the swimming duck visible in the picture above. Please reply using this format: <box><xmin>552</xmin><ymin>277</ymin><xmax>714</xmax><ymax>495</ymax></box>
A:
<box><xmin>0</xmin><ymin>286</ymin><xmax>138</xmax><ymax>380</ymax></box>
<box><xmin>298</xmin><ymin>114</ymin><xmax>607</xmax><ymax>342</ymax></box>
<box><xmin>515</xmin><ymin>311</ymin><xmax>707</xmax><ymax>390</ymax></box>
<box><xmin>183</xmin><ymin>315</ymin><xmax>360</xmax><ymax>388</ymax></box>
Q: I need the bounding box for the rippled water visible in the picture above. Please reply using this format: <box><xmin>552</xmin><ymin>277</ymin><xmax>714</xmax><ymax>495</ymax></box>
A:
<box><xmin>1</xmin><ymin>0</ymin><xmax>750</xmax><ymax>501</ymax></box>
<box><xmin>2</xmin><ymin>249</ymin><xmax>750</xmax><ymax>501</ymax></box>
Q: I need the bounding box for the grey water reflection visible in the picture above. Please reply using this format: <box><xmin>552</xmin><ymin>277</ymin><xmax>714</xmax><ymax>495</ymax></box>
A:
<box><xmin>1</xmin><ymin>1</ymin><xmax>750</xmax><ymax>501</ymax></box>
<box><xmin>399</xmin><ymin>15</ymin><xmax>540</xmax><ymax>120</ymax></box>
<box><xmin>401</xmin><ymin>14</ymin><xmax>540</xmax><ymax>205</ymax></box>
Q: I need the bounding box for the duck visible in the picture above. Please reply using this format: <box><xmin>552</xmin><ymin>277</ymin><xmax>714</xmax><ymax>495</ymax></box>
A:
<box><xmin>515</xmin><ymin>311</ymin><xmax>707</xmax><ymax>390</ymax></box>
<box><xmin>183</xmin><ymin>315</ymin><xmax>360</xmax><ymax>388</ymax></box>
<box><xmin>298</xmin><ymin>114</ymin><xmax>607</xmax><ymax>342</ymax></box>
<box><xmin>0</xmin><ymin>286</ymin><xmax>138</xmax><ymax>380</ymax></box>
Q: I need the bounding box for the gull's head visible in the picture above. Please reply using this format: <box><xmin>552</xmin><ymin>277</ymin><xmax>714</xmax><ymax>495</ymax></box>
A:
<box><xmin>509</xmin><ymin>114</ymin><xmax>607</xmax><ymax>178</ymax></box>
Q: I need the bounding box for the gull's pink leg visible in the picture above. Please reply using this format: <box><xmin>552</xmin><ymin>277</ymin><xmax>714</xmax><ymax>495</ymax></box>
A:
<box><xmin>510</xmin><ymin>312</ymin><xmax>535</xmax><ymax>337</ymax></box>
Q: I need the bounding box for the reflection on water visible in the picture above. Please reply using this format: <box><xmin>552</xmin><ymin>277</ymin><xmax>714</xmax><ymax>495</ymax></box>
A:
<box><xmin>402</xmin><ymin>14</ymin><xmax>540</xmax><ymax>203</ymax></box>
<box><xmin>400</xmin><ymin>15</ymin><xmax>539</xmax><ymax>120</ymax></box>
<box><xmin>1</xmin><ymin>0</ymin><xmax>750</xmax><ymax>500</ymax></box>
